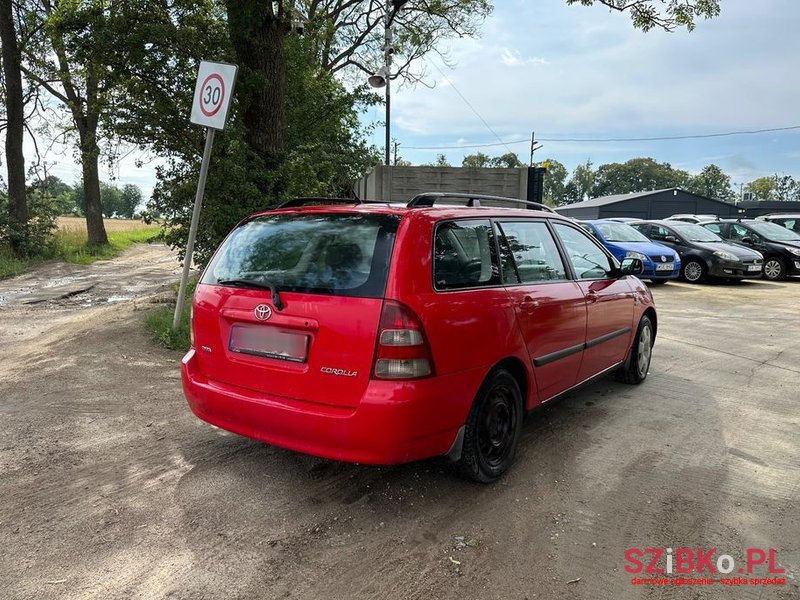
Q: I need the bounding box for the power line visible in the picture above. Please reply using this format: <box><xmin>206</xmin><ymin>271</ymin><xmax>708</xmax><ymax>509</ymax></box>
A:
<box><xmin>429</xmin><ymin>62</ymin><xmax>516</xmax><ymax>156</ymax></box>
<box><xmin>404</xmin><ymin>125</ymin><xmax>800</xmax><ymax>150</ymax></box>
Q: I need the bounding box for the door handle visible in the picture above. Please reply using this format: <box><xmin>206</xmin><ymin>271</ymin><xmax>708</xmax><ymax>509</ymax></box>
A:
<box><xmin>586</xmin><ymin>290</ymin><xmax>599</xmax><ymax>303</ymax></box>
<box><xmin>519</xmin><ymin>296</ymin><xmax>540</xmax><ymax>311</ymax></box>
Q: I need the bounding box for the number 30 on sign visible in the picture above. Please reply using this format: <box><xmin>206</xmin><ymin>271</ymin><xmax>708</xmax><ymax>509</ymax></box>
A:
<box><xmin>190</xmin><ymin>61</ymin><xmax>238</xmax><ymax>130</ymax></box>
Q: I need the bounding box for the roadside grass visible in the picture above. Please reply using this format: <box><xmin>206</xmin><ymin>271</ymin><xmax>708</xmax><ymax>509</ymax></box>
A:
<box><xmin>0</xmin><ymin>219</ymin><xmax>161</xmax><ymax>279</ymax></box>
<box><xmin>143</xmin><ymin>278</ymin><xmax>196</xmax><ymax>351</ymax></box>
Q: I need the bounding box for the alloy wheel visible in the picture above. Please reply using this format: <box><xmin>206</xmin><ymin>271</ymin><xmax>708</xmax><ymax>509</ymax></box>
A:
<box><xmin>684</xmin><ymin>261</ymin><xmax>703</xmax><ymax>282</ymax></box>
<box><xmin>764</xmin><ymin>259</ymin><xmax>783</xmax><ymax>280</ymax></box>
<box><xmin>637</xmin><ymin>323</ymin><xmax>653</xmax><ymax>379</ymax></box>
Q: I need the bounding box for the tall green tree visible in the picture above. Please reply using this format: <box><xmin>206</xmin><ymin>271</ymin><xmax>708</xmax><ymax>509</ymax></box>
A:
<box><xmin>746</xmin><ymin>175</ymin><xmax>799</xmax><ymax>202</ymax></box>
<box><xmin>0</xmin><ymin>0</ymin><xmax>28</xmax><ymax>252</ymax></box>
<box><xmin>564</xmin><ymin>159</ymin><xmax>595</xmax><ymax>204</ymax></box>
<box><xmin>541</xmin><ymin>158</ymin><xmax>568</xmax><ymax>206</ymax></box>
<box><xmin>687</xmin><ymin>164</ymin><xmax>735</xmax><ymax>200</ymax></box>
<box><xmin>462</xmin><ymin>152</ymin><xmax>492</xmax><ymax>168</ymax></box>
<box><xmin>591</xmin><ymin>157</ymin><xmax>691</xmax><ymax>197</ymax></box>
<box><xmin>225</xmin><ymin>0</ymin><xmax>493</xmax><ymax>182</ymax></box>
<box><xmin>21</xmin><ymin>0</ymin><xmax>112</xmax><ymax>244</ymax></box>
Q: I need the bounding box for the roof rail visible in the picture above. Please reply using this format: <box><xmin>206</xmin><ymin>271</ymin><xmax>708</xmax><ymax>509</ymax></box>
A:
<box><xmin>407</xmin><ymin>192</ymin><xmax>555</xmax><ymax>213</ymax></box>
<box><xmin>278</xmin><ymin>197</ymin><xmax>362</xmax><ymax>209</ymax></box>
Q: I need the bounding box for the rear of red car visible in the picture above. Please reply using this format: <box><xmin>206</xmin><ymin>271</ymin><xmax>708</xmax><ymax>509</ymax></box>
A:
<box><xmin>181</xmin><ymin>206</ymin><xmax>472</xmax><ymax>464</ymax></box>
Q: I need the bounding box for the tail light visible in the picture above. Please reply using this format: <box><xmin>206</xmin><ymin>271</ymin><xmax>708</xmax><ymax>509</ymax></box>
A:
<box><xmin>189</xmin><ymin>303</ymin><xmax>195</xmax><ymax>348</ymax></box>
<box><xmin>372</xmin><ymin>300</ymin><xmax>434</xmax><ymax>379</ymax></box>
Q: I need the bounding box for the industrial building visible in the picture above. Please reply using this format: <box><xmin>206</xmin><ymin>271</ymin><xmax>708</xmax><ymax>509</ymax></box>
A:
<box><xmin>554</xmin><ymin>188</ymin><xmax>743</xmax><ymax>220</ymax></box>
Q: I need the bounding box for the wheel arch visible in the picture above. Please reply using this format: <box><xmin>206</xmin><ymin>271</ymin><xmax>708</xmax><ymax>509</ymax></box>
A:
<box><xmin>491</xmin><ymin>356</ymin><xmax>532</xmax><ymax>410</ymax></box>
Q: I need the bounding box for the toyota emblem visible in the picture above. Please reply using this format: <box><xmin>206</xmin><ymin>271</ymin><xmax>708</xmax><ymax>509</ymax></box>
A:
<box><xmin>254</xmin><ymin>304</ymin><xmax>272</xmax><ymax>321</ymax></box>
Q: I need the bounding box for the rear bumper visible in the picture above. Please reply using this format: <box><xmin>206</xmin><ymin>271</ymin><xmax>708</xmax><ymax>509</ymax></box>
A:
<box><xmin>181</xmin><ymin>349</ymin><xmax>480</xmax><ymax>465</ymax></box>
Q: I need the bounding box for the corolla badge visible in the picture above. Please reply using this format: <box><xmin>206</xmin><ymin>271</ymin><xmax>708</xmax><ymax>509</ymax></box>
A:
<box><xmin>254</xmin><ymin>304</ymin><xmax>272</xmax><ymax>321</ymax></box>
<box><xmin>321</xmin><ymin>367</ymin><xmax>358</xmax><ymax>377</ymax></box>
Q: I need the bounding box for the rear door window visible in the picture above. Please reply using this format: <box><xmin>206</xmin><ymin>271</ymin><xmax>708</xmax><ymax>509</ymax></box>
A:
<box><xmin>434</xmin><ymin>219</ymin><xmax>500</xmax><ymax>290</ymax></box>
<box><xmin>496</xmin><ymin>221</ymin><xmax>567</xmax><ymax>283</ymax></box>
<box><xmin>202</xmin><ymin>213</ymin><xmax>400</xmax><ymax>298</ymax></box>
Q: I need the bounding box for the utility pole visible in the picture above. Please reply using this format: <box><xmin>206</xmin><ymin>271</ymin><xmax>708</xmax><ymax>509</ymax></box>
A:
<box><xmin>392</xmin><ymin>140</ymin><xmax>400</xmax><ymax>166</ymax></box>
<box><xmin>529</xmin><ymin>130</ymin><xmax>543</xmax><ymax>166</ymax></box>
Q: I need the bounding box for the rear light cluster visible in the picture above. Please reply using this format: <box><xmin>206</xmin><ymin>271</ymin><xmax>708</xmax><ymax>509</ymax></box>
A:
<box><xmin>372</xmin><ymin>300</ymin><xmax>434</xmax><ymax>380</ymax></box>
<box><xmin>189</xmin><ymin>303</ymin><xmax>195</xmax><ymax>348</ymax></box>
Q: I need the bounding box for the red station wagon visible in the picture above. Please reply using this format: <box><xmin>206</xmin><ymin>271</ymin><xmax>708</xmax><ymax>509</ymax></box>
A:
<box><xmin>182</xmin><ymin>193</ymin><xmax>657</xmax><ymax>482</ymax></box>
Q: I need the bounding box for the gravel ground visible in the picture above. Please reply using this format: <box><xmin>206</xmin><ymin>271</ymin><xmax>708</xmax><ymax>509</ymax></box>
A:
<box><xmin>1</xmin><ymin>245</ymin><xmax>798</xmax><ymax>599</ymax></box>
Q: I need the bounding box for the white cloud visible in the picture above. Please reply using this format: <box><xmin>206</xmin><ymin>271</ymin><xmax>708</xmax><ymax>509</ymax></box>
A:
<box><xmin>500</xmin><ymin>48</ymin><xmax>549</xmax><ymax>67</ymax></box>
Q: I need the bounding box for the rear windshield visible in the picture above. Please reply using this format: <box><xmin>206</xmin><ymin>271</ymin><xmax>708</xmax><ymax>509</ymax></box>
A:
<box><xmin>202</xmin><ymin>213</ymin><xmax>401</xmax><ymax>298</ymax></box>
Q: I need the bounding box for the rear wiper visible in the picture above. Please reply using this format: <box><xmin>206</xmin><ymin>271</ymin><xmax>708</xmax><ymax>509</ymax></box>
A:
<box><xmin>217</xmin><ymin>279</ymin><xmax>284</xmax><ymax>310</ymax></box>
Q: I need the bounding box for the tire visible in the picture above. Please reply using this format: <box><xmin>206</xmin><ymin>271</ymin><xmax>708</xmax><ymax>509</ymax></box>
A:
<box><xmin>682</xmin><ymin>260</ymin><xmax>706</xmax><ymax>283</ymax></box>
<box><xmin>763</xmin><ymin>257</ymin><xmax>786</xmax><ymax>281</ymax></box>
<box><xmin>648</xmin><ymin>279</ymin><xmax>668</xmax><ymax>285</ymax></box>
<box><xmin>456</xmin><ymin>369</ymin><xmax>523</xmax><ymax>483</ymax></box>
<box><xmin>616</xmin><ymin>315</ymin><xmax>654</xmax><ymax>385</ymax></box>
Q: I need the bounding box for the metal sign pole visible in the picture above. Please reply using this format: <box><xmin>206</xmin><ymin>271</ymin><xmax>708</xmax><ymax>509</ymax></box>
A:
<box><xmin>173</xmin><ymin>127</ymin><xmax>216</xmax><ymax>330</ymax></box>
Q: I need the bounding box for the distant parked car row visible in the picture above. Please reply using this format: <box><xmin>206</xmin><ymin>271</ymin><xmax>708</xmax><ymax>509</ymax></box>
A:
<box><xmin>578</xmin><ymin>213</ymin><xmax>800</xmax><ymax>283</ymax></box>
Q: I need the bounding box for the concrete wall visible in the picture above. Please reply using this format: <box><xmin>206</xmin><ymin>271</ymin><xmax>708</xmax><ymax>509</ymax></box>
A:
<box><xmin>353</xmin><ymin>165</ymin><xmax>528</xmax><ymax>203</ymax></box>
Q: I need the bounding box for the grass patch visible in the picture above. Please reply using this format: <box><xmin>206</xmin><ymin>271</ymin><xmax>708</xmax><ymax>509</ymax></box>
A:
<box><xmin>143</xmin><ymin>278</ymin><xmax>196</xmax><ymax>351</ymax></box>
<box><xmin>0</xmin><ymin>219</ymin><xmax>160</xmax><ymax>279</ymax></box>
<box><xmin>0</xmin><ymin>247</ymin><xmax>29</xmax><ymax>279</ymax></box>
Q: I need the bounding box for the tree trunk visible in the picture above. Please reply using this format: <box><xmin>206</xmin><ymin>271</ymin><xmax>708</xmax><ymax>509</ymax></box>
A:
<box><xmin>0</xmin><ymin>0</ymin><xmax>28</xmax><ymax>252</ymax></box>
<box><xmin>225</xmin><ymin>2</ymin><xmax>288</xmax><ymax>169</ymax></box>
<box><xmin>78</xmin><ymin>123</ymin><xmax>108</xmax><ymax>245</ymax></box>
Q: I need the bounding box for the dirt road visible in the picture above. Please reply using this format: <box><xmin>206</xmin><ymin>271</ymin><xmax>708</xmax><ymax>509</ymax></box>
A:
<box><xmin>1</xmin><ymin>247</ymin><xmax>798</xmax><ymax>599</ymax></box>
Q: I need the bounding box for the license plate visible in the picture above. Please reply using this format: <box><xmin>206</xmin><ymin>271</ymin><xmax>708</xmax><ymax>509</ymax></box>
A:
<box><xmin>656</xmin><ymin>262</ymin><xmax>674</xmax><ymax>271</ymax></box>
<box><xmin>747</xmin><ymin>265</ymin><xmax>761</xmax><ymax>272</ymax></box>
<box><xmin>229</xmin><ymin>324</ymin><xmax>309</xmax><ymax>362</ymax></box>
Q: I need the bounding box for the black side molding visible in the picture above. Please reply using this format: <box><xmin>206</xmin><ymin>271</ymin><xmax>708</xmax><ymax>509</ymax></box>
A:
<box><xmin>533</xmin><ymin>327</ymin><xmax>632</xmax><ymax>367</ymax></box>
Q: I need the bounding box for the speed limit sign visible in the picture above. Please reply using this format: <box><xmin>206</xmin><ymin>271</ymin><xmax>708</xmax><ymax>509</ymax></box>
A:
<box><xmin>190</xmin><ymin>61</ymin><xmax>238</xmax><ymax>130</ymax></box>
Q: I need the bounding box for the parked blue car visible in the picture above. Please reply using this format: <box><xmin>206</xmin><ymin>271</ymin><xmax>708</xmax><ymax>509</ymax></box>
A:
<box><xmin>579</xmin><ymin>220</ymin><xmax>681</xmax><ymax>284</ymax></box>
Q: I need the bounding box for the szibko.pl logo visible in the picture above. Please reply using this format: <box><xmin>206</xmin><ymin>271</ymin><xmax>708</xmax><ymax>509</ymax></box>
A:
<box><xmin>625</xmin><ymin>547</ymin><xmax>787</xmax><ymax>587</ymax></box>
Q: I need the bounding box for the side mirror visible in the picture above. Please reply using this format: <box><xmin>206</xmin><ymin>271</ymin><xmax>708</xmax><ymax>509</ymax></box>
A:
<box><xmin>664</xmin><ymin>235</ymin><xmax>679</xmax><ymax>243</ymax></box>
<box><xmin>619</xmin><ymin>257</ymin><xmax>644</xmax><ymax>277</ymax></box>
<box><xmin>741</xmin><ymin>236</ymin><xmax>756</xmax><ymax>245</ymax></box>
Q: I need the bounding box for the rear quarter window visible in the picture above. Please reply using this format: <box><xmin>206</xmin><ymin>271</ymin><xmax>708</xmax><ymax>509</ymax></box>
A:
<box><xmin>433</xmin><ymin>219</ymin><xmax>500</xmax><ymax>290</ymax></box>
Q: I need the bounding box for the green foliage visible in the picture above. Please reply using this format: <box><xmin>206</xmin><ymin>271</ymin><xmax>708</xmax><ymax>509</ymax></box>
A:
<box><xmin>591</xmin><ymin>157</ymin><xmax>691</xmax><ymax>198</ymax></box>
<box><xmin>0</xmin><ymin>185</ymin><xmax>58</xmax><ymax>258</ymax></box>
<box><xmin>461</xmin><ymin>152</ymin><xmax>523</xmax><ymax>168</ymax></box>
<box><xmin>686</xmin><ymin>164</ymin><xmax>735</xmax><ymax>200</ymax></box>
<box><xmin>541</xmin><ymin>159</ymin><xmax>568</xmax><ymax>207</ymax></box>
<box><xmin>565</xmin><ymin>0</ymin><xmax>721</xmax><ymax>32</ymax></box>
<box><xmin>144</xmin><ymin>36</ymin><xmax>379</xmax><ymax>266</ymax></box>
<box><xmin>143</xmin><ymin>278</ymin><xmax>197</xmax><ymax>350</ymax></box>
<box><xmin>563</xmin><ymin>159</ymin><xmax>595</xmax><ymax>204</ymax></box>
<box><xmin>745</xmin><ymin>175</ymin><xmax>800</xmax><ymax>202</ymax></box>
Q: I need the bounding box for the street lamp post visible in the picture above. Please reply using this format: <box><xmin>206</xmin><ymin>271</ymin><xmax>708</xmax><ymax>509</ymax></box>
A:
<box><xmin>369</xmin><ymin>0</ymin><xmax>404</xmax><ymax>166</ymax></box>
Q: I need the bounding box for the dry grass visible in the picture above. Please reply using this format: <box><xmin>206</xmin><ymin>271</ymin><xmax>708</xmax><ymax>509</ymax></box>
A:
<box><xmin>57</xmin><ymin>216</ymin><xmax>159</xmax><ymax>233</ymax></box>
<box><xmin>1</xmin><ymin>217</ymin><xmax>163</xmax><ymax>279</ymax></box>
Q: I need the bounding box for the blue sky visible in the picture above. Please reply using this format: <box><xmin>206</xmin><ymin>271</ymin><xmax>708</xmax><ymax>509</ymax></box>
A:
<box><xmin>371</xmin><ymin>0</ymin><xmax>800</xmax><ymax>186</ymax></box>
<box><xmin>21</xmin><ymin>0</ymin><xmax>800</xmax><ymax>200</ymax></box>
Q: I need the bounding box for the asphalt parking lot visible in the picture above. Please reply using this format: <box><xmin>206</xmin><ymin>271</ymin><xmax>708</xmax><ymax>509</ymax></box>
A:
<box><xmin>1</xmin><ymin>245</ymin><xmax>798</xmax><ymax>599</ymax></box>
